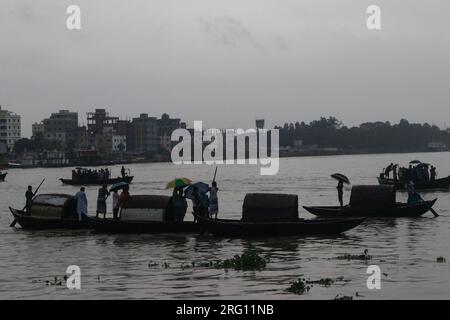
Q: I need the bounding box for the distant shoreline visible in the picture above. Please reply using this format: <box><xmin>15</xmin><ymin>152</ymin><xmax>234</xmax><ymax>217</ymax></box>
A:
<box><xmin>4</xmin><ymin>149</ymin><xmax>449</xmax><ymax>170</ymax></box>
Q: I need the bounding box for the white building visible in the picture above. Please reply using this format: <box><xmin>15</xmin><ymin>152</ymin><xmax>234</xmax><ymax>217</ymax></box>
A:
<box><xmin>112</xmin><ymin>135</ymin><xmax>127</xmax><ymax>152</ymax></box>
<box><xmin>0</xmin><ymin>105</ymin><xmax>21</xmax><ymax>151</ymax></box>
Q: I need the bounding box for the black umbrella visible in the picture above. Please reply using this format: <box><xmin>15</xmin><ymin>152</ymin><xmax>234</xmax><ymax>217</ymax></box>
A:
<box><xmin>331</xmin><ymin>173</ymin><xmax>350</xmax><ymax>184</ymax></box>
<box><xmin>109</xmin><ymin>182</ymin><xmax>129</xmax><ymax>192</ymax></box>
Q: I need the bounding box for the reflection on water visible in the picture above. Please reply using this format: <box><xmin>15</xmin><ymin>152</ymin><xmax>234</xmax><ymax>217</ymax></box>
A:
<box><xmin>0</xmin><ymin>152</ymin><xmax>450</xmax><ymax>299</ymax></box>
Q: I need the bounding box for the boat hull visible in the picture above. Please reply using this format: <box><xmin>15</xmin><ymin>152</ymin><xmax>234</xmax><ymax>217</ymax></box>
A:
<box><xmin>9</xmin><ymin>208</ymin><xmax>90</xmax><ymax>230</ymax></box>
<box><xmin>303</xmin><ymin>199</ymin><xmax>437</xmax><ymax>218</ymax></box>
<box><xmin>377</xmin><ymin>176</ymin><xmax>450</xmax><ymax>190</ymax></box>
<box><xmin>60</xmin><ymin>176</ymin><xmax>134</xmax><ymax>186</ymax></box>
<box><xmin>0</xmin><ymin>172</ymin><xmax>7</xmax><ymax>181</ymax></box>
<box><xmin>194</xmin><ymin>214</ymin><xmax>365</xmax><ymax>237</ymax></box>
<box><xmin>88</xmin><ymin>217</ymin><xmax>201</xmax><ymax>234</ymax></box>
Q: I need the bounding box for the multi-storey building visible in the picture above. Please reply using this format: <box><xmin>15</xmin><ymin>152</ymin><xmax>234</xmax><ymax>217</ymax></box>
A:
<box><xmin>33</xmin><ymin>110</ymin><xmax>78</xmax><ymax>147</ymax></box>
<box><xmin>130</xmin><ymin>114</ymin><xmax>158</xmax><ymax>154</ymax></box>
<box><xmin>157</xmin><ymin>113</ymin><xmax>185</xmax><ymax>152</ymax></box>
<box><xmin>0</xmin><ymin>105</ymin><xmax>21</xmax><ymax>151</ymax></box>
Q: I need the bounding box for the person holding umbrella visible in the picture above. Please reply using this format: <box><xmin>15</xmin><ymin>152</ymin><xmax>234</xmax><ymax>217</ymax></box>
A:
<box><xmin>331</xmin><ymin>173</ymin><xmax>350</xmax><ymax>208</ymax></box>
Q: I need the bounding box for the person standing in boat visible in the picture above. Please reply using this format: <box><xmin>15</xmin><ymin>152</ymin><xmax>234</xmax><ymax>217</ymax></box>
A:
<box><xmin>118</xmin><ymin>185</ymin><xmax>131</xmax><ymax>209</ymax></box>
<box><xmin>25</xmin><ymin>185</ymin><xmax>33</xmax><ymax>213</ymax></box>
<box><xmin>112</xmin><ymin>190</ymin><xmax>119</xmax><ymax>219</ymax></box>
<box><xmin>430</xmin><ymin>166</ymin><xmax>437</xmax><ymax>181</ymax></box>
<box><xmin>75</xmin><ymin>187</ymin><xmax>88</xmax><ymax>222</ymax></box>
<box><xmin>121</xmin><ymin>166</ymin><xmax>126</xmax><ymax>178</ymax></box>
<box><xmin>337</xmin><ymin>180</ymin><xmax>344</xmax><ymax>207</ymax></box>
<box><xmin>96</xmin><ymin>185</ymin><xmax>110</xmax><ymax>218</ymax></box>
<box><xmin>208</xmin><ymin>181</ymin><xmax>219</xmax><ymax>220</ymax></box>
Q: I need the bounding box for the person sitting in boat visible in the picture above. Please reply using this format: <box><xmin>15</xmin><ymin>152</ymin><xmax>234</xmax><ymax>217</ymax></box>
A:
<box><xmin>407</xmin><ymin>182</ymin><xmax>422</xmax><ymax>205</ymax></box>
<box><xmin>337</xmin><ymin>180</ymin><xmax>344</xmax><ymax>207</ymax></box>
<box><xmin>25</xmin><ymin>185</ymin><xmax>33</xmax><ymax>213</ymax></box>
<box><xmin>96</xmin><ymin>185</ymin><xmax>110</xmax><ymax>218</ymax></box>
<box><xmin>208</xmin><ymin>181</ymin><xmax>219</xmax><ymax>220</ymax></box>
<box><xmin>75</xmin><ymin>187</ymin><xmax>88</xmax><ymax>222</ymax></box>
<box><xmin>118</xmin><ymin>185</ymin><xmax>131</xmax><ymax>211</ymax></box>
<box><xmin>191</xmin><ymin>185</ymin><xmax>209</xmax><ymax>220</ymax></box>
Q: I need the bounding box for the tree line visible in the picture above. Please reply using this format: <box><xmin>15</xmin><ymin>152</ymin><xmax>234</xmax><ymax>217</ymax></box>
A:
<box><xmin>274</xmin><ymin>117</ymin><xmax>450</xmax><ymax>152</ymax></box>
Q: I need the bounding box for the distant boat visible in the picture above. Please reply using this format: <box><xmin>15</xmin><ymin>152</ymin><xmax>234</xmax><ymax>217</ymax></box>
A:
<box><xmin>60</xmin><ymin>176</ymin><xmax>134</xmax><ymax>186</ymax></box>
<box><xmin>377</xmin><ymin>176</ymin><xmax>450</xmax><ymax>191</ymax></box>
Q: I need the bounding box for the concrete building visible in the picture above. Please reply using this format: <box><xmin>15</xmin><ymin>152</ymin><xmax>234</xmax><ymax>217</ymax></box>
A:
<box><xmin>112</xmin><ymin>135</ymin><xmax>127</xmax><ymax>152</ymax></box>
<box><xmin>0</xmin><ymin>105</ymin><xmax>21</xmax><ymax>151</ymax></box>
<box><xmin>87</xmin><ymin>109</ymin><xmax>118</xmax><ymax>148</ymax></box>
<box><xmin>130</xmin><ymin>114</ymin><xmax>158</xmax><ymax>153</ymax></box>
<box><xmin>35</xmin><ymin>110</ymin><xmax>78</xmax><ymax>147</ymax></box>
<box><xmin>157</xmin><ymin>113</ymin><xmax>185</xmax><ymax>152</ymax></box>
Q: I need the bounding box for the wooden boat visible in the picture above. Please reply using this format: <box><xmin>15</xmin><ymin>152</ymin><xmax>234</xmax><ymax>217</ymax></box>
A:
<box><xmin>194</xmin><ymin>193</ymin><xmax>365</xmax><ymax>237</ymax></box>
<box><xmin>303</xmin><ymin>199</ymin><xmax>437</xmax><ymax>218</ymax></box>
<box><xmin>0</xmin><ymin>172</ymin><xmax>7</xmax><ymax>181</ymax></box>
<box><xmin>377</xmin><ymin>176</ymin><xmax>450</xmax><ymax>191</ymax></box>
<box><xmin>90</xmin><ymin>194</ymin><xmax>199</xmax><ymax>233</ymax></box>
<box><xmin>304</xmin><ymin>185</ymin><xmax>438</xmax><ymax>218</ymax></box>
<box><xmin>60</xmin><ymin>176</ymin><xmax>133</xmax><ymax>186</ymax></box>
<box><xmin>89</xmin><ymin>217</ymin><xmax>200</xmax><ymax>233</ymax></box>
<box><xmin>194</xmin><ymin>214</ymin><xmax>364</xmax><ymax>237</ymax></box>
<box><xmin>9</xmin><ymin>194</ymin><xmax>90</xmax><ymax>229</ymax></box>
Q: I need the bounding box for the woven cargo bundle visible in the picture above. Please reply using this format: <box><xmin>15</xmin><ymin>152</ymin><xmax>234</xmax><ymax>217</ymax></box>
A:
<box><xmin>242</xmin><ymin>193</ymin><xmax>298</xmax><ymax>222</ymax></box>
<box><xmin>350</xmin><ymin>185</ymin><xmax>396</xmax><ymax>208</ymax></box>
<box><xmin>123</xmin><ymin>195</ymin><xmax>171</xmax><ymax>210</ymax></box>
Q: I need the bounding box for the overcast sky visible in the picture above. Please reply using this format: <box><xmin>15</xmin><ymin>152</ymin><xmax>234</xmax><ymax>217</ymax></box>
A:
<box><xmin>1</xmin><ymin>0</ymin><xmax>449</xmax><ymax>137</ymax></box>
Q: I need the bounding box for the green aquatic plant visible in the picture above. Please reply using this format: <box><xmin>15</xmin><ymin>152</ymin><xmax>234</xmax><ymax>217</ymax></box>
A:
<box><xmin>334</xmin><ymin>249</ymin><xmax>371</xmax><ymax>261</ymax></box>
<box><xmin>287</xmin><ymin>278</ymin><xmax>312</xmax><ymax>295</ymax></box>
<box><xmin>334</xmin><ymin>294</ymin><xmax>353</xmax><ymax>300</ymax></box>
<box><xmin>218</xmin><ymin>250</ymin><xmax>267</xmax><ymax>271</ymax></box>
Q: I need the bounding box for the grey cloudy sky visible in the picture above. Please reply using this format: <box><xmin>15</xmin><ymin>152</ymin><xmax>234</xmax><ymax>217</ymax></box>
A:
<box><xmin>1</xmin><ymin>0</ymin><xmax>449</xmax><ymax>137</ymax></box>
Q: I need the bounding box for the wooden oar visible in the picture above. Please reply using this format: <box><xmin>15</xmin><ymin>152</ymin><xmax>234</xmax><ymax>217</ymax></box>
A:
<box><xmin>417</xmin><ymin>194</ymin><xmax>439</xmax><ymax>217</ymax></box>
<box><xmin>212</xmin><ymin>166</ymin><xmax>218</xmax><ymax>183</ymax></box>
<box><xmin>10</xmin><ymin>178</ymin><xmax>45</xmax><ymax>227</ymax></box>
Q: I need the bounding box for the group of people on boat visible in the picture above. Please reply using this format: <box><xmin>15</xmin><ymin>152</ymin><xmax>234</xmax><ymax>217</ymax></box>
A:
<box><xmin>171</xmin><ymin>181</ymin><xmax>220</xmax><ymax>222</ymax></box>
<box><xmin>72</xmin><ymin>184</ymin><xmax>131</xmax><ymax>221</ymax></box>
<box><xmin>72</xmin><ymin>168</ymin><xmax>112</xmax><ymax>181</ymax></box>
<box><xmin>382</xmin><ymin>162</ymin><xmax>438</xmax><ymax>182</ymax></box>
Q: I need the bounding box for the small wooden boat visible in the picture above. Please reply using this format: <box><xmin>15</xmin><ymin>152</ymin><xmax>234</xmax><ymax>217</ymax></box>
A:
<box><xmin>194</xmin><ymin>214</ymin><xmax>364</xmax><ymax>237</ymax></box>
<box><xmin>377</xmin><ymin>176</ymin><xmax>450</xmax><ymax>191</ymax></box>
<box><xmin>90</xmin><ymin>194</ymin><xmax>199</xmax><ymax>233</ymax></box>
<box><xmin>0</xmin><ymin>172</ymin><xmax>7</xmax><ymax>181</ymax></box>
<box><xmin>60</xmin><ymin>176</ymin><xmax>133</xmax><ymax>186</ymax></box>
<box><xmin>304</xmin><ymin>185</ymin><xmax>438</xmax><ymax>218</ymax></box>
<box><xmin>194</xmin><ymin>193</ymin><xmax>365</xmax><ymax>237</ymax></box>
<box><xmin>303</xmin><ymin>199</ymin><xmax>437</xmax><ymax>218</ymax></box>
<box><xmin>9</xmin><ymin>194</ymin><xmax>90</xmax><ymax>229</ymax></box>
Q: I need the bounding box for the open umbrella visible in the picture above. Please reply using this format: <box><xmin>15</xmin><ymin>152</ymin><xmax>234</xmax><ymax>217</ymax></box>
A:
<box><xmin>409</xmin><ymin>160</ymin><xmax>422</xmax><ymax>164</ymax></box>
<box><xmin>166</xmin><ymin>178</ymin><xmax>192</xmax><ymax>189</ymax></box>
<box><xmin>110</xmin><ymin>182</ymin><xmax>129</xmax><ymax>192</ymax></box>
<box><xmin>184</xmin><ymin>182</ymin><xmax>209</xmax><ymax>200</ymax></box>
<box><xmin>331</xmin><ymin>173</ymin><xmax>350</xmax><ymax>184</ymax></box>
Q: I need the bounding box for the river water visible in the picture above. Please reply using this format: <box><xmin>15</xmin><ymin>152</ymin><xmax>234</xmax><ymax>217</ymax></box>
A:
<box><xmin>0</xmin><ymin>152</ymin><xmax>449</xmax><ymax>299</ymax></box>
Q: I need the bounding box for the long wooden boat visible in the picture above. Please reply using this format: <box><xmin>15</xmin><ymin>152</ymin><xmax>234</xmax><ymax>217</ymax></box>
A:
<box><xmin>88</xmin><ymin>217</ymin><xmax>200</xmax><ymax>234</ymax></box>
<box><xmin>9</xmin><ymin>208</ymin><xmax>90</xmax><ymax>229</ymax></box>
<box><xmin>303</xmin><ymin>199</ymin><xmax>437</xmax><ymax>218</ymax></box>
<box><xmin>9</xmin><ymin>193</ymin><xmax>90</xmax><ymax>230</ymax></box>
<box><xmin>377</xmin><ymin>176</ymin><xmax>450</xmax><ymax>191</ymax></box>
<box><xmin>0</xmin><ymin>172</ymin><xmax>7</xmax><ymax>181</ymax></box>
<box><xmin>194</xmin><ymin>214</ymin><xmax>365</xmax><ymax>237</ymax></box>
<box><xmin>60</xmin><ymin>176</ymin><xmax>134</xmax><ymax>186</ymax></box>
